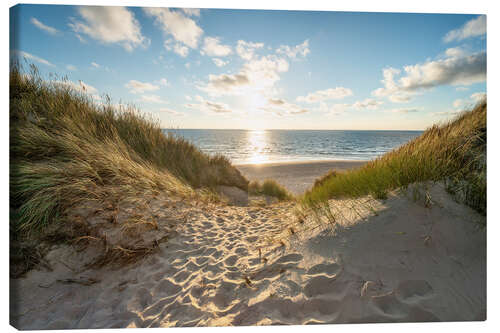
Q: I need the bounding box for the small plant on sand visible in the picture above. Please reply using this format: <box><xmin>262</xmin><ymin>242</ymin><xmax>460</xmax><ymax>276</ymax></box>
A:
<box><xmin>248</xmin><ymin>179</ymin><xmax>293</xmax><ymax>201</ymax></box>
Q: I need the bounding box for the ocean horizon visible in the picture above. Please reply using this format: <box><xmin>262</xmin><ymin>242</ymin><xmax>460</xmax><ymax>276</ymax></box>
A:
<box><xmin>164</xmin><ymin>129</ymin><xmax>423</xmax><ymax>165</ymax></box>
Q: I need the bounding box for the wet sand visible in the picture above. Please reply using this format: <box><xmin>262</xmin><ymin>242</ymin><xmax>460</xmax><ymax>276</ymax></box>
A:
<box><xmin>236</xmin><ymin>160</ymin><xmax>366</xmax><ymax>195</ymax></box>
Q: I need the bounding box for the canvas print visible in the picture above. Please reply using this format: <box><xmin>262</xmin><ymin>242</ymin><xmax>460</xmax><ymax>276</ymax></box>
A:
<box><xmin>9</xmin><ymin>3</ymin><xmax>486</xmax><ymax>329</ymax></box>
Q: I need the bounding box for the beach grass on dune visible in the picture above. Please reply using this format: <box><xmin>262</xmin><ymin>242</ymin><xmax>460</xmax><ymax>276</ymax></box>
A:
<box><xmin>10</xmin><ymin>64</ymin><xmax>248</xmax><ymax>237</ymax></box>
<box><xmin>249</xmin><ymin>179</ymin><xmax>293</xmax><ymax>201</ymax></box>
<box><xmin>302</xmin><ymin>101</ymin><xmax>486</xmax><ymax>216</ymax></box>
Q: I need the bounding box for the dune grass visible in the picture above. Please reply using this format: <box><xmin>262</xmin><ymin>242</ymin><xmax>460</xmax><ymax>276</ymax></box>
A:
<box><xmin>302</xmin><ymin>101</ymin><xmax>486</xmax><ymax>216</ymax></box>
<box><xmin>248</xmin><ymin>179</ymin><xmax>293</xmax><ymax>201</ymax></box>
<box><xmin>10</xmin><ymin>64</ymin><xmax>248</xmax><ymax>239</ymax></box>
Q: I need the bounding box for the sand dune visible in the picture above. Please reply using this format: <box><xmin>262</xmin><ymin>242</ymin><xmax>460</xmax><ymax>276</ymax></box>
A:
<box><xmin>10</xmin><ymin>183</ymin><xmax>485</xmax><ymax>329</ymax></box>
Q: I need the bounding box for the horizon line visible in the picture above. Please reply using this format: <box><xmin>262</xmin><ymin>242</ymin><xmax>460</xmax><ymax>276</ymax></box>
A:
<box><xmin>161</xmin><ymin>128</ymin><xmax>426</xmax><ymax>131</ymax></box>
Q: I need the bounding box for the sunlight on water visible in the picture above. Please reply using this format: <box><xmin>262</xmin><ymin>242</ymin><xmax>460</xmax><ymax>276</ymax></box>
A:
<box><xmin>246</xmin><ymin>130</ymin><xmax>270</xmax><ymax>164</ymax></box>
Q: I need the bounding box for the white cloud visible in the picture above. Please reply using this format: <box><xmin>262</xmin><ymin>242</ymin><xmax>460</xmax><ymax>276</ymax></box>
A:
<box><xmin>372</xmin><ymin>51</ymin><xmax>486</xmax><ymax>102</ymax></box>
<box><xmin>158</xmin><ymin>108</ymin><xmax>185</xmax><ymax>116</ymax></box>
<box><xmin>144</xmin><ymin>7</ymin><xmax>203</xmax><ymax>49</ymax></box>
<box><xmin>199</xmin><ymin>55</ymin><xmax>289</xmax><ymax>96</ymax></box>
<box><xmin>444</xmin><ymin>15</ymin><xmax>486</xmax><ymax>43</ymax></box>
<box><xmin>471</xmin><ymin>92</ymin><xmax>486</xmax><ymax>102</ymax></box>
<box><xmin>456</xmin><ymin>86</ymin><xmax>469</xmax><ymax>91</ymax></box>
<box><xmin>184</xmin><ymin>95</ymin><xmax>233</xmax><ymax>114</ymax></box>
<box><xmin>164</xmin><ymin>39</ymin><xmax>189</xmax><ymax>57</ymax></box>
<box><xmin>140</xmin><ymin>94</ymin><xmax>168</xmax><ymax>104</ymax></box>
<box><xmin>445</xmin><ymin>47</ymin><xmax>466</xmax><ymax>59</ymax></box>
<box><xmin>91</xmin><ymin>62</ymin><xmax>100</xmax><ymax>68</ymax></box>
<box><xmin>69</xmin><ymin>6</ymin><xmax>147</xmax><ymax>51</ymax></box>
<box><xmin>30</xmin><ymin>17</ymin><xmax>58</xmax><ymax>35</ymax></box>
<box><xmin>276</xmin><ymin>40</ymin><xmax>310</xmax><ymax>59</ymax></box>
<box><xmin>352</xmin><ymin>98</ymin><xmax>383</xmax><ymax>110</ymax></box>
<box><xmin>125</xmin><ymin>80</ymin><xmax>160</xmax><ymax>94</ymax></box>
<box><xmin>236</xmin><ymin>40</ymin><xmax>264</xmax><ymax>60</ymax></box>
<box><xmin>66</xmin><ymin>64</ymin><xmax>77</xmax><ymax>71</ymax></box>
<box><xmin>181</xmin><ymin>8</ymin><xmax>200</xmax><ymax>17</ymax></box>
<box><xmin>202</xmin><ymin>37</ymin><xmax>232</xmax><ymax>57</ymax></box>
<box><xmin>55</xmin><ymin>79</ymin><xmax>98</xmax><ymax>96</ymax></box>
<box><xmin>11</xmin><ymin>50</ymin><xmax>55</xmax><ymax>67</ymax></box>
<box><xmin>260</xmin><ymin>98</ymin><xmax>309</xmax><ymax>116</ymax></box>
<box><xmin>212</xmin><ymin>58</ymin><xmax>228</xmax><ymax>67</ymax></box>
<box><xmin>297</xmin><ymin>87</ymin><xmax>353</xmax><ymax>103</ymax></box>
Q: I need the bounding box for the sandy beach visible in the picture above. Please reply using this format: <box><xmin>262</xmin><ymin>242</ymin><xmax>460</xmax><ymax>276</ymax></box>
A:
<box><xmin>10</xmin><ymin>182</ymin><xmax>486</xmax><ymax>328</ymax></box>
<box><xmin>237</xmin><ymin>160</ymin><xmax>366</xmax><ymax>195</ymax></box>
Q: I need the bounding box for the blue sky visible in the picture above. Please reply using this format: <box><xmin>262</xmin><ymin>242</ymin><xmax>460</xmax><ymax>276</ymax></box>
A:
<box><xmin>10</xmin><ymin>5</ymin><xmax>486</xmax><ymax>130</ymax></box>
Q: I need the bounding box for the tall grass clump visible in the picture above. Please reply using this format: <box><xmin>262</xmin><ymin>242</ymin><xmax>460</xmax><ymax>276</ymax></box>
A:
<box><xmin>248</xmin><ymin>180</ymin><xmax>293</xmax><ymax>201</ymax></box>
<box><xmin>303</xmin><ymin>101</ymin><xmax>486</xmax><ymax>215</ymax></box>
<box><xmin>10</xmin><ymin>64</ymin><xmax>248</xmax><ymax>237</ymax></box>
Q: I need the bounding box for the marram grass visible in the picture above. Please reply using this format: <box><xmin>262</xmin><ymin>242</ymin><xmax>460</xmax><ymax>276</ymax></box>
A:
<box><xmin>302</xmin><ymin>101</ymin><xmax>486</xmax><ymax>216</ymax></box>
<box><xmin>10</xmin><ymin>64</ymin><xmax>248</xmax><ymax>235</ymax></box>
<box><xmin>248</xmin><ymin>179</ymin><xmax>293</xmax><ymax>201</ymax></box>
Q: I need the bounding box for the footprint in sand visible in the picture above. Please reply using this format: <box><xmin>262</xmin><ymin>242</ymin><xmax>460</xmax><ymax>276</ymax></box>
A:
<box><xmin>275</xmin><ymin>253</ymin><xmax>303</xmax><ymax>264</ymax></box>
<box><xmin>224</xmin><ymin>255</ymin><xmax>239</xmax><ymax>267</ymax></box>
<box><xmin>395</xmin><ymin>280</ymin><xmax>433</xmax><ymax>302</ymax></box>
<box><xmin>307</xmin><ymin>263</ymin><xmax>341</xmax><ymax>277</ymax></box>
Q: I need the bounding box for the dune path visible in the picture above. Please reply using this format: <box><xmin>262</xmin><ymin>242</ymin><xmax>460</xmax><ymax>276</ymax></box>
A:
<box><xmin>10</xmin><ymin>183</ymin><xmax>486</xmax><ymax>329</ymax></box>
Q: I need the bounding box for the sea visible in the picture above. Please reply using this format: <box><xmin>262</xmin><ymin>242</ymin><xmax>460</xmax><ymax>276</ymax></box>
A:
<box><xmin>163</xmin><ymin>129</ymin><xmax>423</xmax><ymax>165</ymax></box>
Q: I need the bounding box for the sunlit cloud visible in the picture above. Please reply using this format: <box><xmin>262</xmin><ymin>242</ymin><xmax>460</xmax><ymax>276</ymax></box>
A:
<box><xmin>11</xmin><ymin>50</ymin><xmax>55</xmax><ymax>67</ymax></box>
<box><xmin>164</xmin><ymin>39</ymin><xmax>189</xmax><ymax>57</ymax></box>
<box><xmin>181</xmin><ymin>8</ymin><xmax>200</xmax><ymax>17</ymax></box>
<box><xmin>259</xmin><ymin>98</ymin><xmax>309</xmax><ymax>116</ymax></box>
<box><xmin>444</xmin><ymin>15</ymin><xmax>486</xmax><ymax>43</ymax></box>
<box><xmin>144</xmin><ymin>7</ymin><xmax>203</xmax><ymax>49</ymax></box>
<box><xmin>352</xmin><ymin>98</ymin><xmax>383</xmax><ymax>110</ymax></box>
<box><xmin>184</xmin><ymin>95</ymin><xmax>233</xmax><ymax>114</ymax></box>
<box><xmin>201</xmin><ymin>36</ymin><xmax>232</xmax><ymax>57</ymax></box>
<box><xmin>276</xmin><ymin>39</ymin><xmax>310</xmax><ymax>59</ymax></box>
<box><xmin>236</xmin><ymin>40</ymin><xmax>264</xmax><ymax>60</ymax></box>
<box><xmin>199</xmin><ymin>55</ymin><xmax>289</xmax><ymax>96</ymax></box>
<box><xmin>125</xmin><ymin>80</ymin><xmax>160</xmax><ymax>94</ymax></box>
<box><xmin>372</xmin><ymin>51</ymin><xmax>486</xmax><ymax>102</ymax></box>
<box><xmin>69</xmin><ymin>6</ymin><xmax>148</xmax><ymax>51</ymax></box>
<box><xmin>30</xmin><ymin>17</ymin><xmax>59</xmax><ymax>35</ymax></box>
<box><xmin>212</xmin><ymin>58</ymin><xmax>228</xmax><ymax>67</ymax></box>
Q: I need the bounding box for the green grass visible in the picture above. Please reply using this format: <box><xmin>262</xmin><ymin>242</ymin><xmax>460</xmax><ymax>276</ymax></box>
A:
<box><xmin>248</xmin><ymin>179</ymin><xmax>293</xmax><ymax>201</ymax></box>
<box><xmin>10</xmin><ymin>64</ymin><xmax>248</xmax><ymax>236</ymax></box>
<box><xmin>302</xmin><ymin>101</ymin><xmax>486</xmax><ymax>216</ymax></box>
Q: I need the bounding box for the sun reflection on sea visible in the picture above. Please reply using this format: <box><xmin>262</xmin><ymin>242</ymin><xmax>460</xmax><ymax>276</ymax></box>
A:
<box><xmin>246</xmin><ymin>130</ymin><xmax>270</xmax><ymax>164</ymax></box>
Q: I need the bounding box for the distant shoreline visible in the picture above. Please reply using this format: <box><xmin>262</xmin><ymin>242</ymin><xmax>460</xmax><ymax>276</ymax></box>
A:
<box><xmin>233</xmin><ymin>158</ymin><xmax>371</xmax><ymax>167</ymax></box>
<box><xmin>236</xmin><ymin>159</ymin><xmax>366</xmax><ymax>195</ymax></box>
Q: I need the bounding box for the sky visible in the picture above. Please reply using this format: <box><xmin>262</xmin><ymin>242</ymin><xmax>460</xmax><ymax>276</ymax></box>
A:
<box><xmin>9</xmin><ymin>5</ymin><xmax>486</xmax><ymax>130</ymax></box>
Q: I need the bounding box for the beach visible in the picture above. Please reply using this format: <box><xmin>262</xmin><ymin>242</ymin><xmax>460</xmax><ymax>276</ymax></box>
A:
<box><xmin>10</xmin><ymin>183</ymin><xmax>486</xmax><ymax>328</ymax></box>
<box><xmin>237</xmin><ymin>160</ymin><xmax>366</xmax><ymax>195</ymax></box>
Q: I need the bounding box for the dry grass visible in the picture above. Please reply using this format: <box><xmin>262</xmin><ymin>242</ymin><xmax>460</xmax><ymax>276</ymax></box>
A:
<box><xmin>248</xmin><ymin>179</ymin><xmax>293</xmax><ymax>201</ymax></box>
<box><xmin>9</xmin><ymin>64</ymin><xmax>248</xmax><ymax>275</ymax></box>
<box><xmin>302</xmin><ymin>101</ymin><xmax>486</xmax><ymax>218</ymax></box>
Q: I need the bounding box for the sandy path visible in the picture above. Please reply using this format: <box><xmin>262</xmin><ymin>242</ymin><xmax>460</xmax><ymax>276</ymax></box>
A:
<box><xmin>10</xmin><ymin>183</ymin><xmax>486</xmax><ymax>329</ymax></box>
<box><xmin>236</xmin><ymin>160</ymin><xmax>366</xmax><ymax>195</ymax></box>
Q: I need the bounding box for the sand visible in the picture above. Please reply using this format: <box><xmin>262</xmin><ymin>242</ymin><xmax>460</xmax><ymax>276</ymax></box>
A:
<box><xmin>10</xmin><ymin>181</ymin><xmax>486</xmax><ymax>329</ymax></box>
<box><xmin>236</xmin><ymin>160</ymin><xmax>366</xmax><ymax>195</ymax></box>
